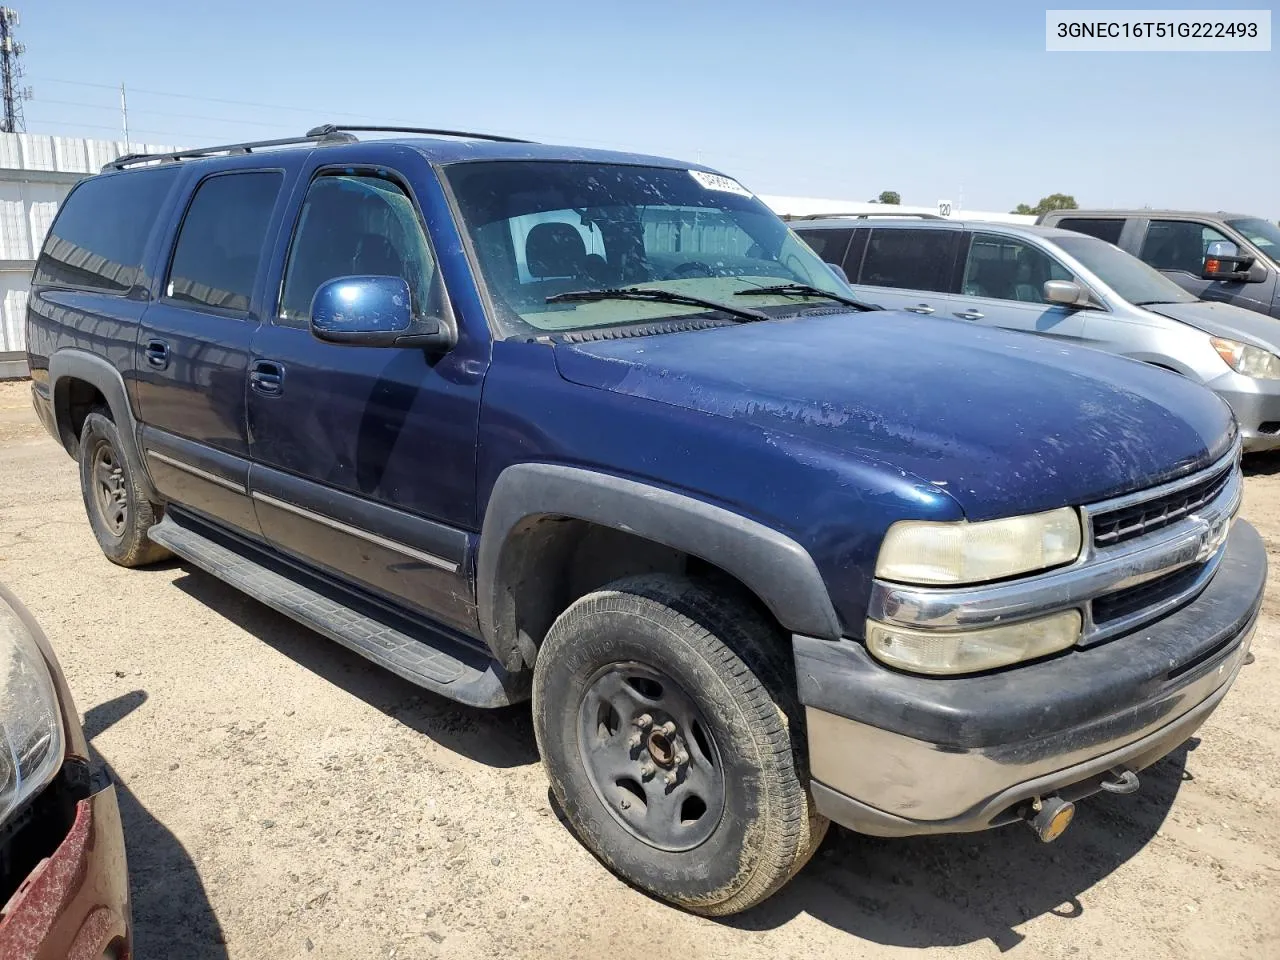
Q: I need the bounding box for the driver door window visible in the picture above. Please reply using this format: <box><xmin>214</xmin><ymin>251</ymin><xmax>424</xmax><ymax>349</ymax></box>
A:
<box><xmin>1139</xmin><ymin>220</ymin><xmax>1230</xmax><ymax>275</ymax></box>
<box><xmin>962</xmin><ymin>234</ymin><xmax>1073</xmax><ymax>303</ymax></box>
<box><xmin>279</xmin><ymin>173</ymin><xmax>440</xmax><ymax>327</ymax></box>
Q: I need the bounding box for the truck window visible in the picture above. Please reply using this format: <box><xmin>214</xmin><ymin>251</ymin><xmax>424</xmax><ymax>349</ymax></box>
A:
<box><xmin>165</xmin><ymin>171</ymin><xmax>284</xmax><ymax>313</ymax></box>
<box><xmin>859</xmin><ymin>228</ymin><xmax>958</xmax><ymax>292</ymax></box>
<box><xmin>1139</xmin><ymin>220</ymin><xmax>1230</xmax><ymax>275</ymax></box>
<box><xmin>1054</xmin><ymin>218</ymin><xmax>1124</xmax><ymax>245</ymax></box>
<box><xmin>279</xmin><ymin>173</ymin><xmax>439</xmax><ymax>326</ymax></box>
<box><xmin>34</xmin><ymin>166</ymin><xmax>179</xmax><ymax>293</ymax></box>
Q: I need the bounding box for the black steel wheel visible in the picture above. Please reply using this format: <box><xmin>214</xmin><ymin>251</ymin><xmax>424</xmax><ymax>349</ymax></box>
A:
<box><xmin>577</xmin><ymin>661</ymin><xmax>725</xmax><ymax>851</ymax></box>
<box><xmin>78</xmin><ymin>410</ymin><xmax>170</xmax><ymax>567</ymax></box>
<box><xmin>533</xmin><ymin>574</ymin><xmax>827</xmax><ymax>915</ymax></box>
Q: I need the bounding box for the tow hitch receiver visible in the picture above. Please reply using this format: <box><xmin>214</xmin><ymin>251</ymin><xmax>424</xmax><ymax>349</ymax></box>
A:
<box><xmin>1026</xmin><ymin>796</ymin><xmax>1075</xmax><ymax>843</ymax></box>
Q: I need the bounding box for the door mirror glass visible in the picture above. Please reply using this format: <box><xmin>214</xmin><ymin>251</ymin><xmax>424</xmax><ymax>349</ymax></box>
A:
<box><xmin>310</xmin><ymin>276</ymin><xmax>442</xmax><ymax>347</ymax></box>
<box><xmin>1042</xmin><ymin>279</ymin><xmax>1090</xmax><ymax>306</ymax></box>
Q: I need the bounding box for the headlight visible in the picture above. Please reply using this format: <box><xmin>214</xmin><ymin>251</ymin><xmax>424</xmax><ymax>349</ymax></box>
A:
<box><xmin>867</xmin><ymin>610</ymin><xmax>1081</xmax><ymax>675</ymax></box>
<box><xmin>1211</xmin><ymin>336</ymin><xmax>1280</xmax><ymax>379</ymax></box>
<box><xmin>875</xmin><ymin>507</ymin><xmax>1082</xmax><ymax>585</ymax></box>
<box><xmin>0</xmin><ymin>600</ymin><xmax>64</xmax><ymax>825</ymax></box>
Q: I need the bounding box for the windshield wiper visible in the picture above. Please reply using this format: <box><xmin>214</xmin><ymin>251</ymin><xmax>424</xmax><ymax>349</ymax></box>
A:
<box><xmin>545</xmin><ymin>287</ymin><xmax>770</xmax><ymax>323</ymax></box>
<box><xmin>734</xmin><ymin>283</ymin><xmax>880</xmax><ymax>311</ymax></box>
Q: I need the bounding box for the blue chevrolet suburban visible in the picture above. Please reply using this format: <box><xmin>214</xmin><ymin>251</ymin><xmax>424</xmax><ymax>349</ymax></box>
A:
<box><xmin>26</xmin><ymin>126</ymin><xmax>1264</xmax><ymax>915</ymax></box>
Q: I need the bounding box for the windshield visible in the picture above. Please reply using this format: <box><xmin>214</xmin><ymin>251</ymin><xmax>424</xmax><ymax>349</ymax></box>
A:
<box><xmin>1053</xmin><ymin>234</ymin><xmax>1197</xmax><ymax>306</ymax></box>
<box><xmin>444</xmin><ymin>161</ymin><xmax>851</xmax><ymax>336</ymax></box>
<box><xmin>1227</xmin><ymin>218</ymin><xmax>1280</xmax><ymax>265</ymax></box>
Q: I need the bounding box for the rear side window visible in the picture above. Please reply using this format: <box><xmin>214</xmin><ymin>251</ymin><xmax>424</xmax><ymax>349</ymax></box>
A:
<box><xmin>166</xmin><ymin>172</ymin><xmax>284</xmax><ymax>313</ymax></box>
<box><xmin>858</xmin><ymin>228</ymin><xmax>959</xmax><ymax>292</ymax></box>
<box><xmin>1055</xmin><ymin>218</ymin><xmax>1125</xmax><ymax>245</ymax></box>
<box><xmin>34</xmin><ymin>167</ymin><xmax>179</xmax><ymax>292</ymax></box>
<box><xmin>795</xmin><ymin>228</ymin><xmax>853</xmax><ymax>267</ymax></box>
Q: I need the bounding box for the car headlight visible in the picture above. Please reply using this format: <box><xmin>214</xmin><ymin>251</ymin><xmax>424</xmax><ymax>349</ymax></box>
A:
<box><xmin>875</xmin><ymin>507</ymin><xmax>1082</xmax><ymax>585</ymax></box>
<box><xmin>866</xmin><ymin>610</ymin><xmax>1081</xmax><ymax>675</ymax></box>
<box><xmin>0</xmin><ymin>601</ymin><xmax>65</xmax><ymax>825</ymax></box>
<box><xmin>1211</xmin><ymin>336</ymin><xmax>1280</xmax><ymax>379</ymax></box>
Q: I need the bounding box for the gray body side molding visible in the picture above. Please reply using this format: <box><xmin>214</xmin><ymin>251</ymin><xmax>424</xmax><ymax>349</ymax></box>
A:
<box><xmin>476</xmin><ymin>462</ymin><xmax>842</xmax><ymax>665</ymax></box>
<box><xmin>47</xmin><ymin>348</ymin><xmax>159</xmax><ymax>502</ymax></box>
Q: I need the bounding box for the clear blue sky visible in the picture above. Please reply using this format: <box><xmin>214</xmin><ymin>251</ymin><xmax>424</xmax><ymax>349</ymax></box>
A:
<box><xmin>16</xmin><ymin>0</ymin><xmax>1280</xmax><ymax>216</ymax></box>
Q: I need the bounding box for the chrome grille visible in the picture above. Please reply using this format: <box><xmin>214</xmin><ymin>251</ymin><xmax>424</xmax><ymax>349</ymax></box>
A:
<box><xmin>1091</xmin><ymin>461</ymin><xmax>1234</xmax><ymax>548</ymax></box>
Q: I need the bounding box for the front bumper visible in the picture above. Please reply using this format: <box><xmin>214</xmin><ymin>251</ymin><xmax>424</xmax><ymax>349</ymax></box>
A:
<box><xmin>0</xmin><ymin>784</ymin><xmax>131</xmax><ymax>960</ymax></box>
<box><xmin>1204</xmin><ymin>369</ymin><xmax>1280</xmax><ymax>451</ymax></box>
<box><xmin>795</xmin><ymin>518</ymin><xmax>1265</xmax><ymax>836</ymax></box>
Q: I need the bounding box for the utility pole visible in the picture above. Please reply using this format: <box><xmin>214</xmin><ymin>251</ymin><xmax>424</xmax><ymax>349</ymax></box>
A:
<box><xmin>120</xmin><ymin>82</ymin><xmax>129</xmax><ymax>150</ymax></box>
<box><xmin>0</xmin><ymin>8</ymin><xmax>30</xmax><ymax>134</ymax></box>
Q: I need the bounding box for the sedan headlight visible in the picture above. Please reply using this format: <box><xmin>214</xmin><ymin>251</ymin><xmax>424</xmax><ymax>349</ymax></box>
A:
<box><xmin>1211</xmin><ymin>336</ymin><xmax>1280</xmax><ymax>379</ymax></box>
<box><xmin>875</xmin><ymin>507</ymin><xmax>1082</xmax><ymax>585</ymax></box>
<box><xmin>867</xmin><ymin>610</ymin><xmax>1081</xmax><ymax>675</ymax></box>
<box><xmin>0</xmin><ymin>601</ymin><xmax>64</xmax><ymax>825</ymax></box>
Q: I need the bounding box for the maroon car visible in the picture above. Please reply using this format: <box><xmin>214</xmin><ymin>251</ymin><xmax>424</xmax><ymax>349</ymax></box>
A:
<box><xmin>0</xmin><ymin>583</ymin><xmax>131</xmax><ymax>959</ymax></box>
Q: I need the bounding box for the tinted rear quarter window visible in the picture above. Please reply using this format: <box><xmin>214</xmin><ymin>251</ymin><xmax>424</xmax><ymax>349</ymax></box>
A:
<box><xmin>1055</xmin><ymin>218</ymin><xmax>1125</xmax><ymax>245</ymax></box>
<box><xmin>795</xmin><ymin>228</ymin><xmax>853</xmax><ymax>266</ymax></box>
<box><xmin>34</xmin><ymin>167</ymin><xmax>180</xmax><ymax>292</ymax></box>
<box><xmin>858</xmin><ymin>228</ymin><xmax>959</xmax><ymax>292</ymax></box>
<box><xmin>166</xmin><ymin>171</ymin><xmax>284</xmax><ymax>313</ymax></box>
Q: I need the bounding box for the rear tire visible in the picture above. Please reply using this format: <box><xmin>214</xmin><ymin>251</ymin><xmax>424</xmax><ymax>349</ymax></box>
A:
<box><xmin>78</xmin><ymin>410</ymin><xmax>170</xmax><ymax>567</ymax></box>
<box><xmin>532</xmin><ymin>573</ymin><xmax>827</xmax><ymax>916</ymax></box>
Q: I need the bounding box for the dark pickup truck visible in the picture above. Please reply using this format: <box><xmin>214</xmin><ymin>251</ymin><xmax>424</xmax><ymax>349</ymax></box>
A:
<box><xmin>25</xmin><ymin>126</ymin><xmax>1264</xmax><ymax>915</ymax></box>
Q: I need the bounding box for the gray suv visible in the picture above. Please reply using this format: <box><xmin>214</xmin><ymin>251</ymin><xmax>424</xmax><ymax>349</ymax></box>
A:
<box><xmin>1039</xmin><ymin>210</ymin><xmax>1280</xmax><ymax>320</ymax></box>
<box><xmin>793</xmin><ymin>216</ymin><xmax>1280</xmax><ymax>451</ymax></box>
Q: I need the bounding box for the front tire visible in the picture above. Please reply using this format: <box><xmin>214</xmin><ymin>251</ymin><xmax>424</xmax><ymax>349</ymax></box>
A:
<box><xmin>78</xmin><ymin>410</ymin><xmax>170</xmax><ymax>567</ymax></box>
<box><xmin>532</xmin><ymin>574</ymin><xmax>827</xmax><ymax>915</ymax></box>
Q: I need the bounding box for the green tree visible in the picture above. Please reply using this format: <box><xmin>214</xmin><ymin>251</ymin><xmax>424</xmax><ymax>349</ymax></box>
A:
<box><xmin>1012</xmin><ymin>193</ymin><xmax>1078</xmax><ymax>216</ymax></box>
<box><xmin>873</xmin><ymin>190</ymin><xmax>901</xmax><ymax>205</ymax></box>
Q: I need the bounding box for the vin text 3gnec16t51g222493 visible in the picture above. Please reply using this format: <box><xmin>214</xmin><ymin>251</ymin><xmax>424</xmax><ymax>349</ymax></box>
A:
<box><xmin>25</xmin><ymin>125</ymin><xmax>1264</xmax><ymax>915</ymax></box>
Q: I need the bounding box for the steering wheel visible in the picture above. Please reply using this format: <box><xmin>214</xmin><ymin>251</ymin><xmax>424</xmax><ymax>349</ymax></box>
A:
<box><xmin>671</xmin><ymin>260</ymin><xmax>714</xmax><ymax>279</ymax></box>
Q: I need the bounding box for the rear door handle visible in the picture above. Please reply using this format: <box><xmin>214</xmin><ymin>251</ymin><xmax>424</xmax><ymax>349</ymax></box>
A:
<box><xmin>249</xmin><ymin>359</ymin><xmax>285</xmax><ymax>397</ymax></box>
<box><xmin>955</xmin><ymin>310</ymin><xmax>985</xmax><ymax>321</ymax></box>
<box><xmin>144</xmin><ymin>339</ymin><xmax>170</xmax><ymax>369</ymax></box>
<box><xmin>903</xmin><ymin>304</ymin><xmax>935</xmax><ymax>315</ymax></box>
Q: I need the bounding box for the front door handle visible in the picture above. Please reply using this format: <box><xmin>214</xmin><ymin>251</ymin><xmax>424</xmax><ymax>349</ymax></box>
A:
<box><xmin>903</xmin><ymin>304</ymin><xmax>935</xmax><ymax>315</ymax></box>
<box><xmin>955</xmin><ymin>309</ymin><xmax>985</xmax><ymax>321</ymax></box>
<box><xmin>249</xmin><ymin>359</ymin><xmax>285</xmax><ymax>397</ymax></box>
<box><xmin>144</xmin><ymin>339</ymin><xmax>170</xmax><ymax>369</ymax></box>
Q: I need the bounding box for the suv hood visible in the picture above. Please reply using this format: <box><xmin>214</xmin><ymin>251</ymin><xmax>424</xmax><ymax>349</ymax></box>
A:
<box><xmin>1142</xmin><ymin>300</ymin><xmax>1280</xmax><ymax>350</ymax></box>
<box><xmin>553</xmin><ymin>312</ymin><xmax>1236</xmax><ymax>521</ymax></box>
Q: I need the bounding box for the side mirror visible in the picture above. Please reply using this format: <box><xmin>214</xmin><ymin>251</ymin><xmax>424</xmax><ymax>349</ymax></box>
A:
<box><xmin>310</xmin><ymin>276</ymin><xmax>455</xmax><ymax>350</ymax></box>
<box><xmin>1043</xmin><ymin>279</ymin><xmax>1091</xmax><ymax>307</ymax></box>
<box><xmin>828</xmin><ymin>263</ymin><xmax>850</xmax><ymax>283</ymax></box>
<box><xmin>1203</xmin><ymin>240</ymin><xmax>1259</xmax><ymax>282</ymax></box>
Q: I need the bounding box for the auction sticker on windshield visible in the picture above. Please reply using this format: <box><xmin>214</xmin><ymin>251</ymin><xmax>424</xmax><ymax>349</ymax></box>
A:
<box><xmin>689</xmin><ymin>170</ymin><xmax>753</xmax><ymax>197</ymax></box>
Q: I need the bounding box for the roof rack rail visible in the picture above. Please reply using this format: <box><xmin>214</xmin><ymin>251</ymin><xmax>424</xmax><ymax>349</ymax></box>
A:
<box><xmin>305</xmin><ymin>123</ymin><xmax>533</xmax><ymax>144</ymax></box>
<box><xmin>782</xmin><ymin>211</ymin><xmax>946</xmax><ymax>221</ymax></box>
<box><xmin>104</xmin><ymin>129</ymin><xmax>358</xmax><ymax>172</ymax></box>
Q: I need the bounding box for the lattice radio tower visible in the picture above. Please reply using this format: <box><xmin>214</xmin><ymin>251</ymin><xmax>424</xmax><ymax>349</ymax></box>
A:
<box><xmin>0</xmin><ymin>8</ymin><xmax>31</xmax><ymax>133</ymax></box>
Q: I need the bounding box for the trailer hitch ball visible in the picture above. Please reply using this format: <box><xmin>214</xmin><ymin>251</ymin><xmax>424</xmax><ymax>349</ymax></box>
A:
<box><xmin>1027</xmin><ymin>796</ymin><xmax>1075</xmax><ymax>843</ymax></box>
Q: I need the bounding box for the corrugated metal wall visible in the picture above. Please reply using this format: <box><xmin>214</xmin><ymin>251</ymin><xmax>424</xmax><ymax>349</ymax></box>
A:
<box><xmin>0</xmin><ymin>133</ymin><xmax>179</xmax><ymax>352</ymax></box>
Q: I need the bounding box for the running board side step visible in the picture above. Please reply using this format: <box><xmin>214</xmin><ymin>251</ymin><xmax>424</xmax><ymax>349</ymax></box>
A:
<box><xmin>147</xmin><ymin>514</ymin><xmax>527</xmax><ymax>708</ymax></box>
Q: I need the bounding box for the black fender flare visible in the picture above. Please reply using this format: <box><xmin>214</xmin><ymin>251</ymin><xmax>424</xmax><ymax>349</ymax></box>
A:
<box><xmin>476</xmin><ymin>463</ymin><xmax>842</xmax><ymax>668</ymax></box>
<box><xmin>47</xmin><ymin>348</ymin><xmax>159</xmax><ymax>503</ymax></box>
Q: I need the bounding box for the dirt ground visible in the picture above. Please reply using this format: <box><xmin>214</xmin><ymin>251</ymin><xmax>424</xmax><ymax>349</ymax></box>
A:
<box><xmin>0</xmin><ymin>377</ymin><xmax>1277</xmax><ymax>960</ymax></box>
